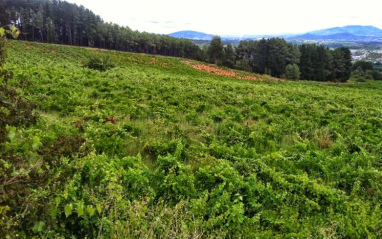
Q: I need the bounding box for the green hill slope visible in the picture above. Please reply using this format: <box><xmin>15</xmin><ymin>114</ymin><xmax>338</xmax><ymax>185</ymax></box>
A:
<box><xmin>1</xmin><ymin>41</ymin><xmax>382</xmax><ymax>238</ymax></box>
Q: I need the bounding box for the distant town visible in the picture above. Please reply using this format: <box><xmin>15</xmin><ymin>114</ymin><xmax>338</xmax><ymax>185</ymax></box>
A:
<box><xmin>351</xmin><ymin>50</ymin><xmax>382</xmax><ymax>63</ymax></box>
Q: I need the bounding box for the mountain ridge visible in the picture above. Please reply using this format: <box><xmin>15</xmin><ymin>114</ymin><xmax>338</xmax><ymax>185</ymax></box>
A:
<box><xmin>169</xmin><ymin>25</ymin><xmax>382</xmax><ymax>42</ymax></box>
<box><xmin>309</xmin><ymin>25</ymin><xmax>382</xmax><ymax>37</ymax></box>
<box><xmin>168</xmin><ymin>30</ymin><xmax>215</xmax><ymax>40</ymax></box>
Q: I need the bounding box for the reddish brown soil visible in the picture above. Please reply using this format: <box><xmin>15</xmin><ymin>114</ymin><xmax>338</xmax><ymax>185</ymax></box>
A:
<box><xmin>184</xmin><ymin>61</ymin><xmax>260</xmax><ymax>81</ymax></box>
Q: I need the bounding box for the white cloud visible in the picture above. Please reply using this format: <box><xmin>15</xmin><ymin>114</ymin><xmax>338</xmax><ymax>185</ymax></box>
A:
<box><xmin>66</xmin><ymin>0</ymin><xmax>382</xmax><ymax>35</ymax></box>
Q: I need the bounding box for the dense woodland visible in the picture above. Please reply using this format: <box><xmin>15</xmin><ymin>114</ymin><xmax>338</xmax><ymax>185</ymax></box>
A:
<box><xmin>1</xmin><ymin>0</ymin><xmax>355</xmax><ymax>82</ymax></box>
<box><xmin>0</xmin><ymin>0</ymin><xmax>203</xmax><ymax>59</ymax></box>
<box><xmin>232</xmin><ymin>38</ymin><xmax>352</xmax><ymax>82</ymax></box>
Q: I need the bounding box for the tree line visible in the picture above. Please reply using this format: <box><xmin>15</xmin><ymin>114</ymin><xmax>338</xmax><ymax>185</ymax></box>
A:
<box><xmin>0</xmin><ymin>0</ymin><xmax>203</xmax><ymax>60</ymax></box>
<box><xmin>208</xmin><ymin>37</ymin><xmax>352</xmax><ymax>82</ymax></box>
<box><xmin>0</xmin><ymin>0</ymin><xmax>353</xmax><ymax>82</ymax></box>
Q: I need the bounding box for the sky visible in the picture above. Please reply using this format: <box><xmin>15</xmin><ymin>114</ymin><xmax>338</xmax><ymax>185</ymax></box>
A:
<box><xmin>66</xmin><ymin>0</ymin><xmax>382</xmax><ymax>36</ymax></box>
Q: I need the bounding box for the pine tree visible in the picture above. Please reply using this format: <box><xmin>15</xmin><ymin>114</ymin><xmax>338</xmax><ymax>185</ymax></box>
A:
<box><xmin>222</xmin><ymin>44</ymin><xmax>236</xmax><ymax>68</ymax></box>
<box><xmin>333</xmin><ymin>48</ymin><xmax>352</xmax><ymax>82</ymax></box>
<box><xmin>299</xmin><ymin>44</ymin><xmax>314</xmax><ymax>80</ymax></box>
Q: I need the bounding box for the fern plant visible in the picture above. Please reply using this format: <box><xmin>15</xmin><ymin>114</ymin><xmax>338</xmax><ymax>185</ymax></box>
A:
<box><xmin>84</xmin><ymin>54</ymin><xmax>115</xmax><ymax>71</ymax></box>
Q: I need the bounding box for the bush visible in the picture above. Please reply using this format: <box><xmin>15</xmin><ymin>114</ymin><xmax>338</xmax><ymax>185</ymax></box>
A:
<box><xmin>352</xmin><ymin>61</ymin><xmax>374</xmax><ymax>72</ymax></box>
<box><xmin>0</xmin><ymin>26</ymin><xmax>20</xmax><ymax>68</ymax></box>
<box><xmin>355</xmin><ymin>78</ymin><xmax>367</xmax><ymax>83</ymax></box>
<box><xmin>352</xmin><ymin>67</ymin><xmax>382</xmax><ymax>81</ymax></box>
<box><xmin>235</xmin><ymin>58</ymin><xmax>252</xmax><ymax>72</ymax></box>
<box><xmin>371</xmin><ymin>70</ymin><xmax>382</xmax><ymax>80</ymax></box>
<box><xmin>84</xmin><ymin>54</ymin><xmax>115</xmax><ymax>71</ymax></box>
<box><xmin>365</xmin><ymin>70</ymin><xmax>373</xmax><ymax>80</ymax></box>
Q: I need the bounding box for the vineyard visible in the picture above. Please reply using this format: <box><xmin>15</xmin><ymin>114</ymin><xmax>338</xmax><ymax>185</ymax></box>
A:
<box><xmin>1</xmin><ymin>41</ymin><xmax>382</xmax><ymax>238</ymax></box>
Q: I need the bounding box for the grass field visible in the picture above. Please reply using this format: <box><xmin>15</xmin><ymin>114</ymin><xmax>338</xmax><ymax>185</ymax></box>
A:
<box><xmin>1</xmin><ymin>41</ymin><xmax>382</xmax><ymax>238</ymax></box>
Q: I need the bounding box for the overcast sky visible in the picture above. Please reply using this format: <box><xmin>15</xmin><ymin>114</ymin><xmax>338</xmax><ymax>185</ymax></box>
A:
<box><xmin>66</xmin><ymin>0</ymin><xmax>382</xmax><ymax>35</ymax></box>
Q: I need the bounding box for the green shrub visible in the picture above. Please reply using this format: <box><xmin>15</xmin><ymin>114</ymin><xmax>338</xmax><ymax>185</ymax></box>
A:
<box><xmin>0</xmin><ymin>26</ymin><xmax>20</xmax><ymax>68</ymax></box>
<box><xmin>371</xmin><ymin>70</ymin><xmax>382</xmax><ymax>80</ymax></box>
<box><xmin>84</xmin><ymin>54</ymin><xmax>115</xmax><ymax>71</ymax></box>
<box><xmin>355</xmin><ymin>78</ymin><xmax>367</xmax><ymax>82</ymax></box>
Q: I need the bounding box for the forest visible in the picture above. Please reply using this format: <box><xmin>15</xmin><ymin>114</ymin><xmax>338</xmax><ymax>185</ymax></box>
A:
<box><xmin>0</xmin><ymin>0</ymin><xmax>203</xmax><ymax>59</ymax></box>
<box><xmin>1</xmin><ymin>0</ymin><xmax>353</xmax><ymax>82</ymax></box>
<box><xmin>234</xmin><ymin>38</ymin><xmax>352</xmax><ymax>81</ymax></box>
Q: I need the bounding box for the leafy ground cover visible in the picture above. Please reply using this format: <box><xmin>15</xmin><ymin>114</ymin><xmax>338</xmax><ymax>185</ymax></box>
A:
<box><xmin>1</xmin><ymin>41</ymin><xmax>382</xmax><ymax>238</ymax></box>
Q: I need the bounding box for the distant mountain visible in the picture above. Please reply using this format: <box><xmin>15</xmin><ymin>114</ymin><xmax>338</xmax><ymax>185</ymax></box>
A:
<box><xmin>309</xmin><ymin>25</ymin><xmax>382</xmax><ymax>37</ymax></box>
<box><xmin>289</xmin><ymin>32</ymin><xmax>364</xmax><ymax>41</ymax></box>
<box><xmin>170</xmin><ymin>26</ymin><xmax>382</xmax><ymax>43</ymax></box>
<box><xmin>168</xmin><ymin>31</ymin><xmax>215</xmax><ymax>40</ymax></box>
<box><xmin>289</xmin><ymin>25</ymin><xmax>382</xmax><ymax>42</ymax></box>
<box><xmin>169</xmin><ymin>31</ymin><xmax>267</xmax><ymax>41</ymax></box>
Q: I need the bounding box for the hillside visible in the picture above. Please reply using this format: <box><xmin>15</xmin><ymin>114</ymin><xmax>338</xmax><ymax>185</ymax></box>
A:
<box><xmin>1</xmin><ymin>41</ymin><xmax>382</xmax><ymax>238</ymax></box>
<box><xmin>1</xmin><ymin>0</ymin><xmax>202</xmax><ymax>60</ymax></box>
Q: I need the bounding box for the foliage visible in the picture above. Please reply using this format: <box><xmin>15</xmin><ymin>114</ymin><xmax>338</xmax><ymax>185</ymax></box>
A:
<box><xmin>207</xmin><ymin>36</ymin><xmax>224</xmax><ymax>65</ymax></box>
<box><xmin>0</xmin><ymin>25</ymin><xmax>26</xmax><ymax>139</ymax></box>
<box><xmin>352</xmin><ymin>60</ymin><xmax>374</xmax><ymax>72</ymax></box>
<box><xmin>284</xmin><ymin>64</ymin><xmax>300</xmax><ymax>80</ymax></box>
<box><xmin>299</xmin><ymin>44</ymin><xmax>352</xmax><ymax>82</ymax></box>
<box><xmin>236</xmin><ymin>38</ymin><xmax>300</xmax><ymax>78</ymax></box>
<box><xmin>333</xmin><ymin>47</ymin><xmax>352</xmax><ymax>82</ymax></box>
<box><xmin>1</xmin><ymin>40</ymin><xmax>382</xmax><ymax>238</ymax></box>
<box><xmin>84</xmin><ymin>54</ymin><xmax>115</xmax><ymax>71</ymax></box>
<box><xmin>222</xmin><ymin>44</ymin><xmax>236</xmax><ymax>68</ymax></box>
<box><xmin>352</xmin><ymin>60</ymin><xmax>382</xmax><ymax>81</ymax></box>
<box><xmin>236</xmin><ymin>39</ymin><xmax>351</xmax><ymax>82</ymax></box>
<box><xmin>371</xmin><ymin>70</ymin><xmax>382</xmax><ymax>80</ymax></box>
<box><xmin>0</xmin><ymin>25</ymin><xmax>20</xmax><ymax>68</ymax></box>
<box><xmin>0</xmin><ymin>34</ymin><xmax>5</xmax><ymax>67</ymax></box>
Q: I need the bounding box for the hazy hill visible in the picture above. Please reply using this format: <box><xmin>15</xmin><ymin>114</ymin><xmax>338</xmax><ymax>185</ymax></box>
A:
<box><xmin>288</xmin><ymin>32</ymin><xmax>365</xmax><ymax>41</ymax></box>
<box><xmin>168</xmin><ymin>30</ymin><xmax>215</xmax><ymax>40</ymax></box>
<box><xmin>309</xmin><ymin>25</ymin><xmax>382</xmax><ymax>37</ymax></box>
<box><xmin>170</xmin><ymin>25</ymin><xmax>382</xmax><ymax>42</ymax></box>
<box><xmin>290</xmin><ymin>25</ymin><xmax>382</xmax><ymax>42</ymax></box>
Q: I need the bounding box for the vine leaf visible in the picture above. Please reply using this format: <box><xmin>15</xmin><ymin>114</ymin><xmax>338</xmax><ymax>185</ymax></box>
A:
<box><xmin>64</xmin><ymin>203</ymin><xmax>73</xmax><ymax>218</ymax></box>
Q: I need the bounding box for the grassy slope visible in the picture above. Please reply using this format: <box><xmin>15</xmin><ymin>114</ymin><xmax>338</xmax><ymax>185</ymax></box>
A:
<box><xmin>2</xmin><ymin>41</ymin><xmax>382</xmax><ymax>238</ymax></box>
